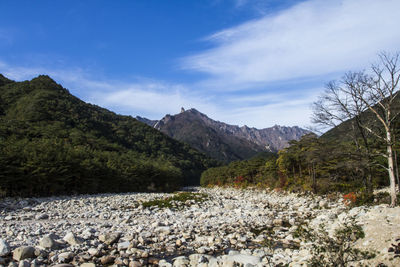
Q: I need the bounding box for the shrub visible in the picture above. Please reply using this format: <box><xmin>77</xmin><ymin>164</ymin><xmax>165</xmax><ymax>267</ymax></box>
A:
<box><xmin>343</xmin><ymin>192</ymin><xmax>357</xmax><ymax>206</ymax></box>
<box><xmin>142</xmin><ymin>192</ymin><xmax>208</xmax><ymax>209</ymax></box>
<box><xmin>299</xmin><ymin>217</ymin><xmax>375</xmax><ymax>267</ymax></box>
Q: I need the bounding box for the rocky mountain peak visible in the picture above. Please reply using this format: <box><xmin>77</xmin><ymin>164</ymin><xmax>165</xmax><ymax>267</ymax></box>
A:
<box><xmin>136</xmin><ymin>108</ymin><xmax>310</xmax><ymax>162</ymax></box>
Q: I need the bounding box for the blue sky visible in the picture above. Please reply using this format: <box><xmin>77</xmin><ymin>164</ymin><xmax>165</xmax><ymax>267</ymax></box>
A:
<box><xmin>1</xmin><ymin>0</ymin><xmax>400</xmax><ymax>128</ymax></box>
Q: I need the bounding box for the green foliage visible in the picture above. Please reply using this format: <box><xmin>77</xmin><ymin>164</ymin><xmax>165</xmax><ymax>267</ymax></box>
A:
<box><xmin>0</xmin><ymin>75</ymin><xmax>218</xmax><ymax>197</ymax></box>
<box><xmin>299</xmin><ymin>218</ymin><xmax>375</xmax><ymax>267</ymax></box>
<box><xmin>200</xmin><ymin>128</ymin><xmax>390</xmax><ymax>195</ymax></box>
<box><xmin>200</xmin><ymin>152</ymin><xmax>278</xmax><ymax>187</ymax></box>
<box><xmin>141</xmin><ymin>192</ymin><xmax>208</xmax><ymax>209</ymax></box>
<box><xmin>274</xmin><ymin>133</ymin><xmax>388</xmax><ymax>194</ymax></box>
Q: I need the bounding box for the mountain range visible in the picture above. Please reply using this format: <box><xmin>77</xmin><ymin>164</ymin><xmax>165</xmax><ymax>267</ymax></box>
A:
<box><xmin>137</xmin><ymin>108</ymin><xmax>310</xmax><ymax>162</ymax></box>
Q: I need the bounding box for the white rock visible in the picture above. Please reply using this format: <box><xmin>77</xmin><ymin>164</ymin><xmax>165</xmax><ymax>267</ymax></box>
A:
<box><xmin>117</xmin><ymin>241</ymin><xmax>130</xmax><ymax>250</ymax></box>
<box><xmin>226</xmin><ymin>254</ymin><xmax>261</xmax><ymax>265</ymax></box>
<box><xmin>58</xmin><ymin>252</ymin><xmax>74</xmax><ymax>263</ymax></box>
<box><xmin>0</xmin><ymin>239</ymin><xmax>11</xmax><ymax>256</ymax></box>
<box><xmin>63</xmin><ymin>232</ymin><xmax>83</xmax><ymax>246</ymax></box>
<box><xmin>39</xmin><ymin>235</ymin><xmax>58</xmax><ymax>249</ymax></box>
<box><xmin>35</xmin><ymin>214</ymin><xmax>49</xmax><ymax>220</ymax></box>
<box><xmin>88</xmin><ymin>248</ymin><xmax>98</xmax><ymax>256</ymax></box>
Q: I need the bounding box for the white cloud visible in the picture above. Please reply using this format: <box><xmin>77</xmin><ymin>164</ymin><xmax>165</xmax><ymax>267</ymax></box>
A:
<box><xmin>219</xmin><ymin>87</ymin><xmax>320</xmax><ymax>127</ymax></box>
<box><xmin>89</xmin><ymin>81</ymin><xmax>218</xmax><ymax>119</ymax></box>
<box><xmin>9</xmin><ymin>0</ymin><xmax>393</xmax><ymax>128</ymax></box>
<box><xmin>183</xmin><ymin>0</ymin><xmax>400</xmax><ymax>88</ymax></box>
<box><xmin>0</xmin><ymin>60</ymin><xmax>217</xmax><ymax>120</ymax></box>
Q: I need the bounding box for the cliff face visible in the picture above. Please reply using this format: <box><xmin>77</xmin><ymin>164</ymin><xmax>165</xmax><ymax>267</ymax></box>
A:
<box><xmin>137</xmin><ymin>108</ymin><xmax>310</xmax><ymax>162</ymax></box>
<box><xmin>135</xmin><ymin>116</ymin><xmax>158</xmax><ymax>127</ymax></box>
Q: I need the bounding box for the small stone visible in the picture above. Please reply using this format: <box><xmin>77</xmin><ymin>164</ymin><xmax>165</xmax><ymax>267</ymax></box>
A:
<box><xmin>63</xmin><ymin>232</ymin><xmax>83</xmax><ymax>246</ymax></box>
<box><xmin>129</xmin><ymin>260</ymin><xmax>142</xmax><ymax>267</ymax></box>
<box><xmin>88</xmin><ymin>248</ymin><xmax>98</xmax><ymax>256</ymax></box>
<box><xmin>227</xmin><ymin>254</ymin><xmax>261</xmax><ymax>265</ymax></box>
<box><xmin>80</xmin><ymin>254</ymin><xmax>92</xmax><ymax>261</ymax></box>
<box><xmin>117</xmin><ymin>241</ymin><xmax>130</xmax><ymax>250</ymax></box>
<box><xmin>173</xmin><ymin>256</ymin><xmax>189</xmax><ymax>266</ymax></box>
<box><xmin>35</xmin><ymin>214</ymin><xmax>49</xmax><ymax>220</ymax></box>
<box><xmin>58</xmin><ymin>252</ymin><xmax>74</xmax><ymax>263</ymax></box>
<box><xmin>156</xmin><ymin>226</ymin><xmax>171</xmax><ymax>234</ymax></box>
<box><xmin>148</xmin><ymin>257</ymin><xmax>160</xmax><ymax>265</ymax></box>
<box><xmin>100</xmin><ymin>255</ymin><xmax>114</xmax><ymax>265</ymax></box>
<box><xmin>114</xmin><ymin>257</ymin><xmax>125</xmax><ymax>265</ymax></box>
<box><xmin>39</xmin><ymin>235</ymin><xmax>58</xmax><ymax>249</ymax></box>
<box><xmin>319</xmin><ymin>200</ymin><xmax>328</xmax><ymax>208</ymax></box>
<box><xmin>99</xmin><ymin>233</ymin><xmax>121</xmax><ymax>245</ymax></box>
<box><xmin>34</xmin><ymin>248</ymin><xmax>47</xmax><ymax>258</ymax></box>
<box><xmin>0</xmin><ymin>257</ymin><xmax>5</xmax><ymax>265</ymax></box>
<box><xmin>13</xmin><ymin>246</ymin><xmax>35</xmax><ymax>261</ymax></box>
<box><xmin>18</xmin><ymin>260</ymin><xmax>30</xmax><ymax>267</ymax></box>
<box><xmin>30</xmin><ymin>258</ymin><xmax>41</xmax><ymax>267</ymax></box>
<box><xmin>80</xmin><ymin>263</ymin><xmax>96</xmax><ymax>267</ymax></box>
<box><xmin>0</xmin><ymin>239</ymin><xmax>11</xmax><ymax>256</ymax></box>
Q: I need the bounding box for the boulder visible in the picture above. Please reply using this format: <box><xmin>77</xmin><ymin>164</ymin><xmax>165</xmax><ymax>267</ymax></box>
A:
<box><xmin>117</xmin><ymin>241</ymin><xmax>130</xmax><ymax>250</ymax></box>
<box><xmin>99</xmin><ymin>233</ymin><xmax>121</xmax><ymax>245</ymax></box>
<box><xmin>13</xmin><ymin>246</ymin><xmax>35</xmax><ymax>261</ymax></box>
<box><xmin>63</xmin><ymin>232</ymin><xmax>83</xmax><ymax>246</ymax></box>
<box><xmin>39</xmin><ymin>235</ymin><xmax>59</xmax><ymax>249</ymax></box>
<box><xmin>0</xmin><ymin>239</ymin><xmax>11</xmax><ymax>256</ymax></box>
<box><xmin>225</xmin><ymin>254</ymin><xmax>261</xmax><ymax>265</ymax></box>
<box><xmin>173</xmin><ymin>256</ymin><xmax>190</xmax><ymax>266</ymax></box>
<box><xmin>100</xmin><ymin>255</ymin><xmax>114</xmax><ymax>265</ymax></box>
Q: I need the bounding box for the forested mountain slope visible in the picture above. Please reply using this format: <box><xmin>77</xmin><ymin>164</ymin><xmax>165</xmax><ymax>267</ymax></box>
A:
<box><xmin>0</xmin><ymin>75</ymin><xmax>217</xmax><ymax>197</ymax></box>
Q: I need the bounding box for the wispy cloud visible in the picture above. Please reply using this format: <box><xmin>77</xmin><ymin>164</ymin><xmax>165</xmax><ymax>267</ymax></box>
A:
<box><xmin>0</xmin><ymin>60</ymin><xmax>217</xmax><ymax>120</ymax></box>
<box><xmin>3</xmin><ymin>0</ymin><xmax>398</xmax><ymax>129</ymax></box>
<box><xmin>88</xmin><ymin>81</ymin><xmax>218</xmax><ymax>119</ymax></box>
<box><xmin>219</xmin><ymin>87</ymin><xmax>320</xmax><ymax>127</ymax></box>
<box><xmin>183</xmin><ymin>0</ymin><xmax>400</xmax><ymax>89</ymax></box>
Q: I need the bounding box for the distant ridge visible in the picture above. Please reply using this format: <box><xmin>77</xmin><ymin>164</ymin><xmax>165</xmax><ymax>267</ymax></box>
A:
<box><xmin>137</xmin><ymin>108</ymin><xmax>310</xmax><ymax>162</ymax></box>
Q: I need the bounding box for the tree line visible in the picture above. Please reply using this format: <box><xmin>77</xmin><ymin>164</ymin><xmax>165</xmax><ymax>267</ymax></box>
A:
<box><xmin>202</xmin><ymin>52</ymin><xmax>400</xmax><ymax>206</ymax></box>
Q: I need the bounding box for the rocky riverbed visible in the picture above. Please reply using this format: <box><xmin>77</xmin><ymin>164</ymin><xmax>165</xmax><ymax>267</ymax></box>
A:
<box><xmin>0</xmin><ymin>187</ymin><xmax>399</xmax><ymax>267</ymax></box>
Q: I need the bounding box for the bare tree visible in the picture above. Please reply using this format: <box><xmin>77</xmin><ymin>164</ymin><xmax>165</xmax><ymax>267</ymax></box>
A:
<box><xmin>313</xmin><ymin>52</ymin><xmax>400</xmax><ymax>207</ymax></box>
<box><xmin>313</xmin><ymin>73</ymin><xmax>374</xmax><ymax>194</ymax></box>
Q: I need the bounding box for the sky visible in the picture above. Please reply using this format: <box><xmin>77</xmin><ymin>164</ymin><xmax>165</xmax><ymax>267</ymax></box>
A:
<box><xmin>1</xmin><ymin>0</ymin><xmax>399</xmax><ymax>129</ymax></box>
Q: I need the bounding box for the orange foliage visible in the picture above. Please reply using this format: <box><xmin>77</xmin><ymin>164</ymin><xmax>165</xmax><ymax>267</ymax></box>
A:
<box><xmin>343</xmin><ymin>192</ymin><xmax>357</xmax><ymax>206</ymax></box>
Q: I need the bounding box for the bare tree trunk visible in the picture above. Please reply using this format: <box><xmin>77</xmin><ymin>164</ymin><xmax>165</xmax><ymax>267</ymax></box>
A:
<box><xmin>387</xmin><ymin>131</ymin><xmax>397</xmax><ymax>207</ymax></box>
<box><xmin>312</xmin><ymin>162</ymin><xmax>317</xmax><ymax>194</ymax></box>
<box><xmin>299</xmin><ymin>164</ymin><xmax>302</xmax><ymax>178</ymax></box>
<box><xmin>394</xmin><ymin>149</ymin><xmax>400</xmax><ymax>191</ymax></box>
